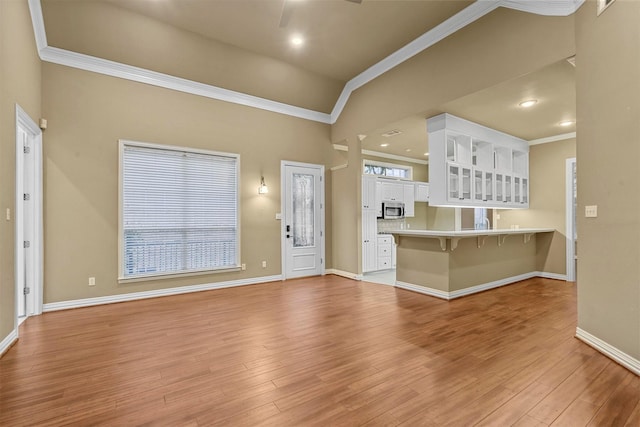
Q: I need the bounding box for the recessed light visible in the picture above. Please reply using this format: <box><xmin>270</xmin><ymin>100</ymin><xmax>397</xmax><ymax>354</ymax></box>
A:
<box><xmin>519</xmin><ymin>99</ymin><xmax>538</xmax><ymax>108</ymax></box>
<box><xmin>380</xmin><ymin>143</ymin><xmax>389</xmax><ymax>147</ymax></box>
<box><xmin>290</xmin><ymin>35</ymin><xmax>304</xmax><ymax>47</ymax></box>
<box><xmin>559</xmin><ymin>120</ymin><xmax>574</xmax><ymax>127</ymax></box>
<box><xmin>405</xmin><ymin>149</ymin><xmax>412</xmax><ymax>152</ymax></box>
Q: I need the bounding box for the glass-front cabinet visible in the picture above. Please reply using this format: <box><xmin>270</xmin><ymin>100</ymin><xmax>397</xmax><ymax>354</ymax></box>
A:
<box><xmin>427</xmin><ymin>113</ymin><xmax>529</xmax><ymax>209</ymax></box>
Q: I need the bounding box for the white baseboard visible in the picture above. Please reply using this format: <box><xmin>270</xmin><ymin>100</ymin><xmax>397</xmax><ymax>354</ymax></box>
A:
<box><xmin>395</xmin><ymin>271</ymin><xmax>566</xmax><ymax>300</ymax></box>
<box><xmin>43</xmin><ymin>275</ymin><xmax>283</xmax><ymax>312</ymax></box>
<box><xmin>395</xmin><ymin>281</ymin><xmax>451</xmax><ymax>299</ymax></box>
<box><xmin>576</xmin><ymin>328</ymin><xmax>640</xmax><ymax>376</ymax></box>
<box><xmin>0</xmin><ymin>328</ymin><xmax>18</xmax><ymax>358</ymax></box>
<box><xmin>326</xmin><ymin>269</ymin><xmax>362</xmax><ymax>280</ymax></box>
<box><xmin>537</xmin><ymin>271</ymin><xmax>567</xmax><ymax>281</ymax></box>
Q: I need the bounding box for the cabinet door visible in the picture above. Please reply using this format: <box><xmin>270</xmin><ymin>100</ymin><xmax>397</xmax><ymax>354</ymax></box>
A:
<box><xmin>504</xmin><ymin>175</ymin><xmax>512</xmax><ymax>203</ymax></box>
<box><xmin>381</xmin><ymin>181</ymin><xmax>404</xmax><ymax>202</ymax></box>
<box><xmin>522</xmin><ymin>178</ymin><xmax>529</xmax><ymax>204</ymax></box>
<box><xmin>474</xmin><ymin>170</ymin><xmax>483</xmax><ymax>202</ymax></box>
<box><xmin>414</xmin><ymin>182</ymin><xmax>429</xmax><ymax>202</ymax></box>
<box><xmin>448</xmin><ymin>163</ymin><xmax>460</xmax><ymax>200</ymax></box>
<box><xmin>485</xmin><ymin>172</ymin><xmax>493</xmax><ymax>202</ymax></box>
<box><xmin>403</xmin><ymin>183</ymin><xmax>415</xmax><ymax>217</ymax></box>
<box><xmin>495</xmin><ymin>173</ymin><xmax>503</xmax><ymax>202</ymax></box>
<box><xmin>514</xmin><ymin>176</ymin><xmax>521</xmax><ymax>204</ymax></box>
<box><xmin>362</xmin><ymin>211</ymin><xmax>377</xmax><ymax>272</ymax></box>
<box><xmin>375</xmin><ymin>181</ymin><xmax>382</xmax><ymax>216</ymax></box>
<box><xmin>362</xmin><ymin>175</ymin><xmax>377</xmax><ymax>210</ymax></box>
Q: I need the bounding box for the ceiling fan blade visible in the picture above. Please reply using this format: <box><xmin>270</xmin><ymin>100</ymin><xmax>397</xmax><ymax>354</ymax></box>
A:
<box><xmin>279</xmin><ymin>0</ymin><xmax>295</xmax><ymax>28</ymax></box>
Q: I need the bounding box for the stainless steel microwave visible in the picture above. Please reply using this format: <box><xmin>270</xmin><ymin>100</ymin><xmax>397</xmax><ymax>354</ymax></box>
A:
<box><xmin>382</xmin><ymin>202</ymin><xmax>405</xmax><ymax>219</ymax></box>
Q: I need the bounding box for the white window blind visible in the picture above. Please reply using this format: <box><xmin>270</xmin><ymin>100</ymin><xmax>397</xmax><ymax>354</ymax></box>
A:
<box><xmin>120</xmin><ymin>141</ymin><xmax>239</xmax><ymax>279</ymax></box>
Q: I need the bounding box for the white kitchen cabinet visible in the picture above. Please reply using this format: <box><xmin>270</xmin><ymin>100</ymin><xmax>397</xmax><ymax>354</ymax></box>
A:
<box><xmin>427</xmin><ymin>113</ymin><xmax>529</xmax><ymax>209</ymax></box>
<box><xmin>403</xmin><ymin>183</ymin><xmax>415</xmax><ymax>217</ymax></box>
<box><xmin>380</xmin><ymin>180</ymin><xmax>404</xmax><ymax>202</ymax></box>
<box><xmin>414</xmin><ymin>182</ymin><xmax>430</xmax><ymax>202</ymax></box>
<box><xmin>376</xmin><ymin>235</ymin><xmax>393</xmax><ymax>271</ymax></box>
<box><xmin>362</xmin><ymin>210</ymin><xmax>378</xmax><ymax>273</ymax></box>
<box><xmin>362</xmin><ymin>175</ymin><xmax>378</xmax><ymax>210</ymax></box>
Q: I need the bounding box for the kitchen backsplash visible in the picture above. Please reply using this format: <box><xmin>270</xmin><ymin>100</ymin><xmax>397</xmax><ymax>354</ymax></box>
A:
<box><xmin>377</xmin><ymin>218</ymin><xmax>407</xmax><ymax>232</ymax></box>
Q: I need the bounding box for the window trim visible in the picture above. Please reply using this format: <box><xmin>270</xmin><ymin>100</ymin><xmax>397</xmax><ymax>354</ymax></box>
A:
<box><xmin>362</xmin><ymin>159</ymin><xmax>413</xmax><ymax>180</ymax></box>
<box><xmin>118</xmin><ymin>139</ymin><xmax>241</xmax><ymax>282</ymax></box>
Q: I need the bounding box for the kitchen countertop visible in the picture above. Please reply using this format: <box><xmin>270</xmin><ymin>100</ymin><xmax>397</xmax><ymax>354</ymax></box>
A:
<box><xmin>389</xmin><ymin>228</ymin><xmax>555</xmax><ymax>251</ymax></box>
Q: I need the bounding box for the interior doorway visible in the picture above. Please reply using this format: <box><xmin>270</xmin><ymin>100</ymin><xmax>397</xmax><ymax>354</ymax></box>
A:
<box><xmin>566</xmin><ymin>158</ymin><xmax>577</xmax><ymax>282</ymax></box>
<box><xmin>15</xmin><ymin>105</ymin><xmax>44</xmax><ymax>326</ymax></box>
<box><xmin>281</xmin><ymin>161</ymin><xmax>325</xmax><ymax>279</ymax></box>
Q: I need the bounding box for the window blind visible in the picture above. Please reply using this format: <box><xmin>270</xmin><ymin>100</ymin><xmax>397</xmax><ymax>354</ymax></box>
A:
<box><xmin>121</xmin><ymin>142</ymin><xmax>239</xmax><ymax>278</ymax></box>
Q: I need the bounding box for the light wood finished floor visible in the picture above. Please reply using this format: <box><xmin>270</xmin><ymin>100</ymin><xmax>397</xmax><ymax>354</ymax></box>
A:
<box><xmin>1</xmin><ymin>276</ymin><xmax>638</xmax><ymax>426</ymax></box>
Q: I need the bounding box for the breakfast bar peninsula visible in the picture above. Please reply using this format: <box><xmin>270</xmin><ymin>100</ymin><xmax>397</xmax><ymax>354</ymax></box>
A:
<box><xmin>390</xmin><ymin>228</ymin><xmax>555</xmax><ymax>300</ymax></box>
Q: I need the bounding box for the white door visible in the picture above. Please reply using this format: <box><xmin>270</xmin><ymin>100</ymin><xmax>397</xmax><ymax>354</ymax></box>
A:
<box><xmin>15</xmin><ymin>105</ymin><xmax>43</xmax><ymax>325</ymax></box>
<box><xmin>282</xmin><ymin>162</ymin><xmax>324</xmax><ymax>279</ymax></box>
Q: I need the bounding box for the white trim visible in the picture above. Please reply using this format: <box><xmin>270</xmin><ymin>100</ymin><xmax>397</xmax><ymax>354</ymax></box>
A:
<box><xmin>27</xmin><ymin>0</ymin><xmax>47</xmax><ymax>51</ymax></box>
<box><xmin>538</xmin><ymin>271</ymin><xmax>568</xmax><ymax>281</ymax></box>
<box><xmin>501</xmin><ymin>0</ymin><xmax>585</xmax><ymax>16</ymax></box>
<box><xmin>28</xmin><ymin>1</ymin><xmax>583</xmax><ymax>125</ymax></box>
<box><xmin>566</xmin><ymin>158</ymin><xmax>577</xmax><ymax>282</ymax></box>
<box><xmin>333</xmin><ymin>144</ymin><xmax>348</xmax><ymax>152</ymax></box>
<box><xmin>15</xmin><ymin>104</ymin><xmax>44</xmax><ymax>325</ymax></box>
<box><xmin>39</xmin><ymin>46</ymin><xmax>331</xmax><ymax>124</ymax></box>
<box><xmin>395</xmin><ymin>271</ymin><xmax>566</xmax><ymax>300</ymax></box>
<box><xmin>395</xmin><ymin>280</ymin><xmax>452</xmax><ymax>300</ymax></box>
<box><xmin>528</xmin><ymin>132</ymin><xmax>577</xmax><ymax>146</ymax></box>
<box><xmin>0</xmin><ymin>329</ymin><xmax>19</xmax><ymax>358</ymax></box>
<box><xmin>362</xmin><ymin>150</ymin><xmax>429</xmax><ymax>166</ymax></box>
<box><xmin>576</xmin><ymin>328</ymin><xmax>640</xmax><ymax>376</ymax></box>
<box><xmin>326</xmin><ymin>269</ymin><xmax>362</xmax><ymax>280</ymax></box>
<box><xmin>43</xmin><ymin>275</ymin><xmax>283</xmax><ymax>312</ymax></box>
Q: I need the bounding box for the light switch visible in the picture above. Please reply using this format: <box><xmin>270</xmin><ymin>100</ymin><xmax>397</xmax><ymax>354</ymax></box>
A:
<box><xmin>275</xmin><ymin>213</ymin><xmax>282</xmax><ymax>220</ymax></box>
<box><xmin>585</xmin><ymin>205</ymin><xmax>598</xmax><ymax>218</ymax></box>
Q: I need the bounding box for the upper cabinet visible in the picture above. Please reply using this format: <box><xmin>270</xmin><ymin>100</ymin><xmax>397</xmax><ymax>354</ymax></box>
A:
<box><xmin>427</xmin><ymin>113</ymin><xmax>529</xmax><ymax>209</ymax></box>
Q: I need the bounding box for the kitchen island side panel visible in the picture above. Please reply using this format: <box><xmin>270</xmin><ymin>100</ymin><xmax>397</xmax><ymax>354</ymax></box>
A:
<box><xmin>448</xmin><ymin>235</ymin><xmax>537</xmax><ymax>292</ymax></box>
<box><xmin>395</xmin><ymin>237</ymin><xmax>450</xmax><ymax>292</ymax></box>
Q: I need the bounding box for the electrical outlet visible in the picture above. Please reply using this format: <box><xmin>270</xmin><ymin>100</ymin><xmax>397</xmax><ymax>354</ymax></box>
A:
<box><xmin>88</xmin><ymin>277</ymin><xmax>96</xmax><ymax>286</ymax></box>
<box><xmin>241</xmin><ymin>263</ymin><xmax>246</xmax><ymax>271</ymax></box>
<box><xmin>262</xmin><ymin>261</ymin><xmax>267</xmax><ymax>268</ymax></box>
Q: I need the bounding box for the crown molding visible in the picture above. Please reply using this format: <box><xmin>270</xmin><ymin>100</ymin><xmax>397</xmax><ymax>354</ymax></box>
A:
<box><xmin>362</xmin><ymin>150</ymin><xmax>429</xmax><ymax>165</ymax></box>
<box><xmin>500</xmin><ymin>0</ymin><xmax>585</xmax><ymax>16</ymax></box>
<box><xmin>38</xmin><ymin>46</ymin><xmax>332</xmax><ymax>123</ymax></box>
<box><xmin>29</xmin><ymin>0</ymin><xmax>581</xmax><ymax>125</ymax></box>
<box><xmin>528</xmin><ymin>132</ymin><xmax>576</xmax><ymax>146</ymax></box>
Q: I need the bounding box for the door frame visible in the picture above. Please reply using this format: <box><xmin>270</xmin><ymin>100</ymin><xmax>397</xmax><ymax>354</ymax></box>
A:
<box><xmin>565</xmin><ymin>157</ymin><xmax>576</xmax><ymax>282</ymax></box>
<box><xmin>15</xmin><ymin>104</ymin><xmax>44</xmax><ymax>328</ymax></box>
<box><xmin>280</xmin><ymin>160</ymin><xmax>325</xmax><ymax>280</ymax></box>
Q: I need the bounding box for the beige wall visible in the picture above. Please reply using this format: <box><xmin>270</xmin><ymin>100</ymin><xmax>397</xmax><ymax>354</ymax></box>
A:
<box><xmin>332</xmin><ymin>8</ymin><xmax>575</xmax><ymax>143</ymax></box>
<box><xmin>0</xmin><ymin>0</ymin><xmax>42</xmax><ymax>344</ymax></box>
<box><xmin>41</xmin><ymin>63</ymin><xmax>333</xmax><ymax>303</ymax></box>
<box><xmin>331</xmin><ymin>137</ymin><xmax>361</xmax><ymax>275</ymax></box>
<box><xmin>42</xmin><ymin>0</ymin><xmax>342</xmax><ymax>113</ymax></box>
<box><xmin>575</xmin><ymin>0</ymin><xmax>640</xmax><ymax>359</ymax></box>
<box><xmin>498</xmin><ymin>138</ymin><xmax>576</xmax><ymax>275</ymax></box>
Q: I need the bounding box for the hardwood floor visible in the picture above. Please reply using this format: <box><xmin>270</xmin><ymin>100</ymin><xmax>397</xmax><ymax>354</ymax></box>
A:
<box><xmin>1</xmin><ymin>275</ymin><xmax>638</xmax><ymax>426</ymax></box>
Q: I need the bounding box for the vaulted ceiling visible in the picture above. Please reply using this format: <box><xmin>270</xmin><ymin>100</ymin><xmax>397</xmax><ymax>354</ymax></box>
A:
<box><xmin>38</xmin><ymin>0</ymin><xmax>578</xmax><ymax>161</ymax></box>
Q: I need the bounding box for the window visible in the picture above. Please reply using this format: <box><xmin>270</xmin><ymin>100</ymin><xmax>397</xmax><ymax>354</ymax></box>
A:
<box><xmin>119</xmin><ymin>140</ymin><xmax>239</xmax><ymax>280</ymax></box>
<box><xmin>363</xmin><ymin>159</ymin><xmax>412</xmax><ymax>180</ymax></box>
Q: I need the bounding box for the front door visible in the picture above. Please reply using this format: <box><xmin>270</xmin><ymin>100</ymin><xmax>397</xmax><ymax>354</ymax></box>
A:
<box><xmin>282</xmin><ymin>162</ymin><xmax>324</xmax><ymax>279</ymax></box>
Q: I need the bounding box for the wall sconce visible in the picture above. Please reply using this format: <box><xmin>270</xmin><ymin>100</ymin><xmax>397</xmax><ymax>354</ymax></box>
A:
<box><xmin>258</xmin><ymin>176</ymin><xmax>268</xmax><ymax>194</ymax></box>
